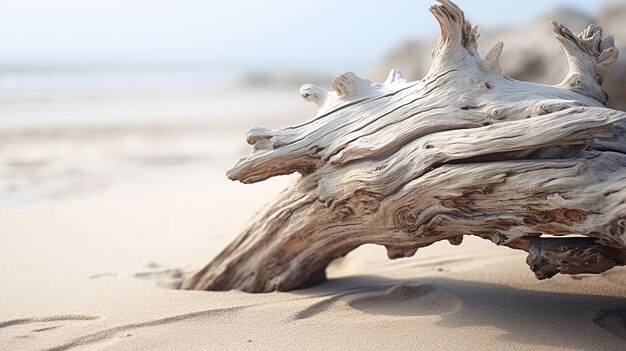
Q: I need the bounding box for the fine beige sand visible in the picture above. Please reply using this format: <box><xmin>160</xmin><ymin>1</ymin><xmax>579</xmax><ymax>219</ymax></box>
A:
<box><xmin>1</xmin><ymin>87</ymin><xmax>625</xmax><ymax>350</ymax></box>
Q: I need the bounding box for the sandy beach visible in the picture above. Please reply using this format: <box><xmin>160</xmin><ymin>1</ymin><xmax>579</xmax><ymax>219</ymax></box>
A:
<box><xmin>0</xmin><ymin>83</ymin><xmax>624</xmax><ymax>350</ymax></box>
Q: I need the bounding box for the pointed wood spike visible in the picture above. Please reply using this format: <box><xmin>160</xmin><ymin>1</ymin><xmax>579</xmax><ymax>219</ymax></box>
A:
<box><xmin>427</xmin><ymin>0</ymin><xmax>477</xmax><ymax>77</ymax></box>
<box><xmin>331</xmin><ymin>72</ymin><xmax>374</xmax><ymax>98</ymax></box>
<box><xmin>469</xmin><ymin>24</ymin><xmax>479</xmax><ymax>50</ymax></box>
<box><xmin>299</xmin><ymin>84</ymin><xmax>328</xmax><ymax>107</ymax></box>
<box><xmin>245</xmin><ymin>127</ymin><xmax>274</xmax><ymax>148</ymax></box>
<box><xmin>384</xmin><ymin>69</ymin><xmax>406</xmax><ymax>85</ymax></box>
<box><xmin>551</xmin><ymin>20</ymin><xmax>619</xmax><ymax>105</ymax></box>
<box><xmin>484</xmin><ymin>41</ymin><xmax>504</xmax><ymax>74</ymax></box>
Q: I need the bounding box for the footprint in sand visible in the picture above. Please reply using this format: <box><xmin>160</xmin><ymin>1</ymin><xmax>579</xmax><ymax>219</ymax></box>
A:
<box><xmin>347</xmin><ymin>284</ymin><xmax>462</xmax><ymax>317</ymax></box>
<box><xmin>593</xmin><ymin>308</ymin><xmax>626</xmax><ymax>340</ymax></box>
<box><xmin>40</xmin><ymin>306</ymin><xmax>245</xmax><ymax>351</ymax></box>
<box><xmin>0</xmin><ymin>315</ymin><xmax>99</xmax><ymax>344</ymax></box>
<box><xmin>0</xmin><ymin>315</ymin><xmax>99</xmax><ymax>330</ymax></box>
<box><xmin>134</xmin><ymin>262</ymin><xmax>186</xmax><ymax>289</ymax></box>
<box><xmin>293</xmin><ymin>284</ymin><xmax>462</xmax><ymax>320</ymax></box>
<box><xmin>89</xmin><ymin>273</ymin><xmax>117</xmax><ymax>279</ymax></box>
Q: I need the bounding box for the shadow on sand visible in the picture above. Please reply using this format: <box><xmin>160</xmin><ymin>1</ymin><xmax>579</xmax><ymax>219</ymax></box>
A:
<box><xmin>290</xmin><ymin>275</ymin><xmax>626</xmax><ymax>349</ymax></box>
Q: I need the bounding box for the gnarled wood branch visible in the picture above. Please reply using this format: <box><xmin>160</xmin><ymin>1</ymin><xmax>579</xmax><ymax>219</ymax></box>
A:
<box><xmin>181</xmin><ymin>0</ymin><xmax>626</xmax><ymax>292</ymax></box>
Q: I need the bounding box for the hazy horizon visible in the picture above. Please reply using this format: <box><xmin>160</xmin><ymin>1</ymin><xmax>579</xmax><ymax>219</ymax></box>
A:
<box><xmin>0</xmin><ymin>0</ymin><xmax>620</xmax><ymax>75</ymax></box>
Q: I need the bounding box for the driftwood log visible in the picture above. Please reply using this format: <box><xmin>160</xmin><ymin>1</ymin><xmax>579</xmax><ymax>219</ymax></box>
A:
<box><xmin>182</xmin><ymin>0</ymin><xmax>626</xmax><ymax>292</ymax></box>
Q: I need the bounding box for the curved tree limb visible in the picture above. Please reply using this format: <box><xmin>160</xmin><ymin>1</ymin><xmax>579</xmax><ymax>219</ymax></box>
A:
<box><xmin>182</xmin><ymin>0</ymin><xmax>626</xmax><ymax>292</ymax></box>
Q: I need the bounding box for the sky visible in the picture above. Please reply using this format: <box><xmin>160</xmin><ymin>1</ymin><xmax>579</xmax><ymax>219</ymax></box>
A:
<box><xmin>0</xmin><ymin>0</ymin><xmax>619</xmax><ymax>73</ymax></box>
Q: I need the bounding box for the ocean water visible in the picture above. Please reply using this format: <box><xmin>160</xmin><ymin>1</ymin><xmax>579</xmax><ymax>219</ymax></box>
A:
<box><xmin>0</xmin><ymin>63</ymin><xmax>242</xmax><ymax>94</ymax></box>
<box><xmin>0</xmin><ymin>63</ymin><xmax>317</xmax><ymax>203</ymax></box>
<box><xmin>0</xmin><ymin>63</ymin><xmax>314</xmax><ymax>128</ymax></box>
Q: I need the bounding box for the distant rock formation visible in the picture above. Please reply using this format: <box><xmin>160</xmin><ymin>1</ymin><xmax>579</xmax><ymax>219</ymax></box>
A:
<box><xmin>236</xmin><ymin>70</ymin><xmax>331</xmax><ymax>88</ymax></box>
<box><xmin>373</xmin><ymin>4</ymin><xmax>626</xmax><ymax>111</ymax></box>
<box><xmin>597</xmin><ymin>3</ymin><xmax>626</xmax><ymax>111</ymax></box>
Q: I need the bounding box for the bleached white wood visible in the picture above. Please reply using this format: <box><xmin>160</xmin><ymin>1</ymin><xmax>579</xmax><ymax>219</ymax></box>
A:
<box><xmin>182</xmin><ymin>0</ymin><xmax>626</xmax><ymax>292</ymax></box>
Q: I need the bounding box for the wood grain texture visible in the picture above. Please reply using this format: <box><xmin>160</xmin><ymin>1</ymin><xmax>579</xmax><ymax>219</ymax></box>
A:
<box><xmin>181</xmin><ymin>0</ymin><xmax>626</xmax><ymax>292</ymax></box>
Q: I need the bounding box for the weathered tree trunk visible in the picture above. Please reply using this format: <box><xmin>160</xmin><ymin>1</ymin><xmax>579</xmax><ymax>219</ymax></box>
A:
<box><xmin>181</xmin><ymin>0</ymin><xmax>626</xmax><ymax>292</ymax></box>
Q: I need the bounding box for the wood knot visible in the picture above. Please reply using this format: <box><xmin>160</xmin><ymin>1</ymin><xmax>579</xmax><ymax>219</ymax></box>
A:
<box><xmin>615</xmin><ymin>218</ymin><xmax>626</xmax><ymax>236</ymax></box>
<box><xmin>531</xmin><ymin>212</ymin><xmax>555</xmax><ymax>224</ymax></box>
<box><xmin>334</xmin><ymin>190</ymin><xmax>380</xmax><ymax>219</ymax></box>
<box><xmin>489</xmin><ymin>108</ymin><xmax>505</xmax><ymax>120</ymax></box>
<box><xmin>560</xmin><ymin>209</ymin><xmax>587</xmax><ymax>222</ymax></box>
<box><xmin>374</xmin><ymin>163</ymin><xmax>387</xmax><ymax>171</ymax></box>
<box><xmin>437</xmin><ymin>187</ymin><xmax>495</xmax><ymax>213</ymax></box>
<box><xmin>308</xmin><ymin>145</ymin><xmax>324</xmax><ymax>156</ymax></box>
<box><xmin>394</xmin><ymin>206</ymin><xmax>421</xmax><ymax>234</ymax></box>
<box><xmin>523</xmin><ymin>208</ymin><xmax>587</xmax><ymax>234</ymax></box>
<box><xmin>566</xmin><ymin>74</ymin><xmax>582</xmax><ymax>88</ymax></box>
<box><xmin>535</xmin><ymin>104</ymin><xmax>552</xmax><ymax>116</ymax></box>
